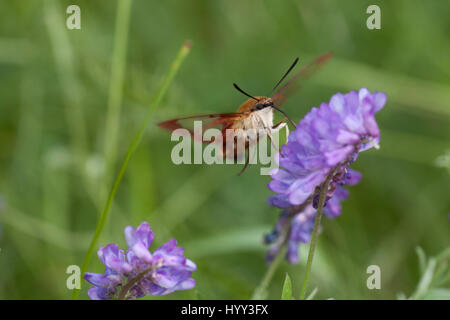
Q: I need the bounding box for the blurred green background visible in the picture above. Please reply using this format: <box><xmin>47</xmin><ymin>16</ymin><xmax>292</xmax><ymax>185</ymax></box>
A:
<box><xmin>0</xmin><ymin>0</ymin><xmax>449</xmax><ymax>299</ymax></box>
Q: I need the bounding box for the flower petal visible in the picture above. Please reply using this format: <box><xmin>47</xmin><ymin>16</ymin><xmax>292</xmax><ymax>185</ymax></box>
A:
<box><xmin>124</xmin><ymin>221</ymin><xmax>154</xmax><ymax>249</ymax></box>
<box><xmin>84</xmin><ymin>272</ymin><xmax>121</xmax><ymax>287</ymax></box>
<box><xmin>87</xmin><ymin>286</ymin><xmax>117</xmax><ymax>300</ymax></box>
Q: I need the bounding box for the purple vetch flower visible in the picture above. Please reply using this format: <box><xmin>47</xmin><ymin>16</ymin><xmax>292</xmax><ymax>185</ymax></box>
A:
<box><xmin>84</xmin><ymin>244</ymin><xmax>132</xmax><ymax>299</ymax></box>
<box><xmin>265</xmin><ymin>88</ymin><xmax>386</xmax><ymax>264</ymax></box>
<box><xmin>84</xmin><ymin>222</ymin><xmax>196</xmax><ymax>300</ymax></box>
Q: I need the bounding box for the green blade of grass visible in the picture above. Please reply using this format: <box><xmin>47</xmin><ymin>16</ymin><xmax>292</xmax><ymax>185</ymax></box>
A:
<box><xmin>410</xmin><ymin>258</ymin><xmax>437</xmax><ymax>299</ymax></box>
<box><xmin>103</xmin><ymin>0</ymin><xmax>133</xmax><ymax>192</ymax></box>
<box><xmin>71</xmin><ymin>41</ymin><xmax>192</xmax><ymax>299</ymax></box>
<box><xmin>306</xmin><ymin>287</ymin><xmax>318</xmax><ymax>300</ymax></box>
<box><xmin>44</xmin><ymin>0</ymin><xmax>88</xmax><ymax>171</ymax></box>
<box><xmin>251</xmin><ymin>246</ymin><xmax>285</xmax><ymax>300</ymax></box>
<box><xmin>281</xmin><ymin>273</ymin><xmax>292</xmax><ymax>300</ymax></box>
<box><xmin>416</xmin><ymin>247</ymin><xmax>427</xmax><ymax>274</ymax></box>
<box><xmin>185</xmin><ymin>226</ymin><xmax>270</xmax><ymax>258</ymax></box>
<box><xmin>0</xmin><ymin>206</ymin><xmax>90</xmax><ymax>250</ymax></box>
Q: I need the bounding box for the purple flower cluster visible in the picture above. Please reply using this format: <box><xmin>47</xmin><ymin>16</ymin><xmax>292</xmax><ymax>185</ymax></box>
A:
<box><xmin>84</xmin><ymin>222</ymin><xmax>196</xmax><ymax>300</ymax></box>
<box><xmin>265</xmin><ymin>88</ymin><xmax>386</xmax><ymax>264</ymax></box>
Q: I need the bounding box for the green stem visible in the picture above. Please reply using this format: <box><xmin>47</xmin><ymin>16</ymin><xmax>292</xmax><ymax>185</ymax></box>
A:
<box><xmin>251</xmin><ymin>199</ymin><xmax>313</xmax><ymax>300</ymax></box>
<box><xmin>298</xmin><ymin>175</ymin><xmax>333</xmax><ymax>300</ymax></box>
<box><xmin>251</xmin><ymin>246</ymin><xmax>286</xmax><ymax>300</ymax></box>
<box><xmin>71</xmin><ymin>41</ymin><xmax>192</xmax><ymax>300</ymax></box>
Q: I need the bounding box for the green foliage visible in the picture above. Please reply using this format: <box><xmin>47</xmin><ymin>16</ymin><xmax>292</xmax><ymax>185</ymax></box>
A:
<box><xmin>72</xmin><ymin>41</ymin><xmax>192</xmax><ymax>299</ymax></box>
<box><xmin>281</xmin><ymin>273</ymin><xmax>292</xmax><ymax>300</ymax></box>
<box><xmin>401</xmin><ymin>246</ymin><xmax>450</xmax><ymax>300</ymax></box>
<box><xmin>0</xmin><ymin>0</ymin><xmax>449</xmax><ymax>299</ymax></box>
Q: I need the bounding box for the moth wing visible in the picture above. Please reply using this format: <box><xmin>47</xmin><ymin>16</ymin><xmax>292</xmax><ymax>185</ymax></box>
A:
<box><xmin>158</xmin><ymin>112</ymin><xmax>248</xmax><ymax>143</ymax></box>
<box><xmin>272</xmin><ymin>53</ymin><xmax>333</xmax><ymax>107</ymax></box>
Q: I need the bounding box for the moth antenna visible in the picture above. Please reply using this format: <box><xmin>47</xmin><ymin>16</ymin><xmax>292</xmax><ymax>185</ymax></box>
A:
<box><xmin>233</xmin><ymin>83</ymin><xmax>260</xmax><ymax>101</ymax></box>
<box><xmin>269</xmin><ymin>57</ymin><xmax>299</xmax><ymax>95</ymax></box>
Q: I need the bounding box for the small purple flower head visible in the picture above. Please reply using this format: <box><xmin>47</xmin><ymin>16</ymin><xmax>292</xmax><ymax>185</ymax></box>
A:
<box><xmin>125</xmin><ymin>224</ymin><xmax>196</xmax><ymax>296</ymax></box>
<box><xmin>265</xmin><ymin>88</ymin><xmax>386</xmax><ymax>264</ymax></box>
<box><xmin>286</xmin><ymin>205</ymin><xmax>316</xmax><ymax>264</ymax></box>
<box><xmin>265</xmin><ymin>183</ymin><xmax>354</xmax><ymax>264</ymax></box>
<box><xmin>84</xmin><ymin>222</ymin><xmax>196</xmax><ymax>299</ymax></box>
<box><xmin>84</xmin><ymin>244</ymin><xmax>132</xmax><ymax>299</ymax></box>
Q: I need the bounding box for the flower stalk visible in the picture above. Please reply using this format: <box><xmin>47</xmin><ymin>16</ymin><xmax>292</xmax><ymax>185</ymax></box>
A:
<box><xmin>118</xmin><ymin>268</ymin><xmax>151</xmax><ymax>300</ymax></box>
<box><xmin>298</xmin><ymin>173</ymin><xmax>334</xmax><ymax>300</ymax></box>
<box><xmin>252</xmin><ymin>199</ymin><xmax>313</xmax><ymax>299</ymax></box>
<box><xmin>251</xmin><ymin>246</ymin><xmax>286</xmax><ymax>299</ymax></box>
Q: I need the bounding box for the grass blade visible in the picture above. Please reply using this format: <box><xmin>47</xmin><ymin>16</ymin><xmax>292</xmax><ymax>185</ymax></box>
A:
<box><xmin>103</xmin><ymin>0</ymin><xmax>133</xmax><ymax>190</ymax></box>
<box><xmin>281</xmin><ymin>273</ymin><xmax>292</xmax><ymax>300</ymax></box>
<box><xmin>71</xmin><ymin>41</ymin><xmax>192</xmax><ymax>299</ymax></box>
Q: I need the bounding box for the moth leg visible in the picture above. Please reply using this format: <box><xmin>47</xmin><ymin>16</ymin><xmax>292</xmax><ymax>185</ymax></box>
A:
<box><xmin>253</xmin><ymin>113</ymin><xmax>283</xmax><ymax>157</ymax></box>
<box><xmin>268</xmin><ymin>118</ymin><xmax>290</xmax><ymax>158</ymax></box>
<box><xmin>266</xmin><ymin>129</ymin><xmax>281</xmax><ymax>155</ymax></box>
<box><xmin>272</xmin><ymin>118</ymin><xmax>289</xmax><ymax>143</ymax></box>
<box><xmin>237</xmin><ymin>147</ymin><xmax>251</xmax><ymax>176</ymax></box>
<box><xmin>237</xmin><ymin>117</ymin><xmax>259</xmax><ymax>176</ymax></box>
<box><xmin>272</xmin><ymin>117</ymin><xmax>287</xmax><ymax>130</ymax></box>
